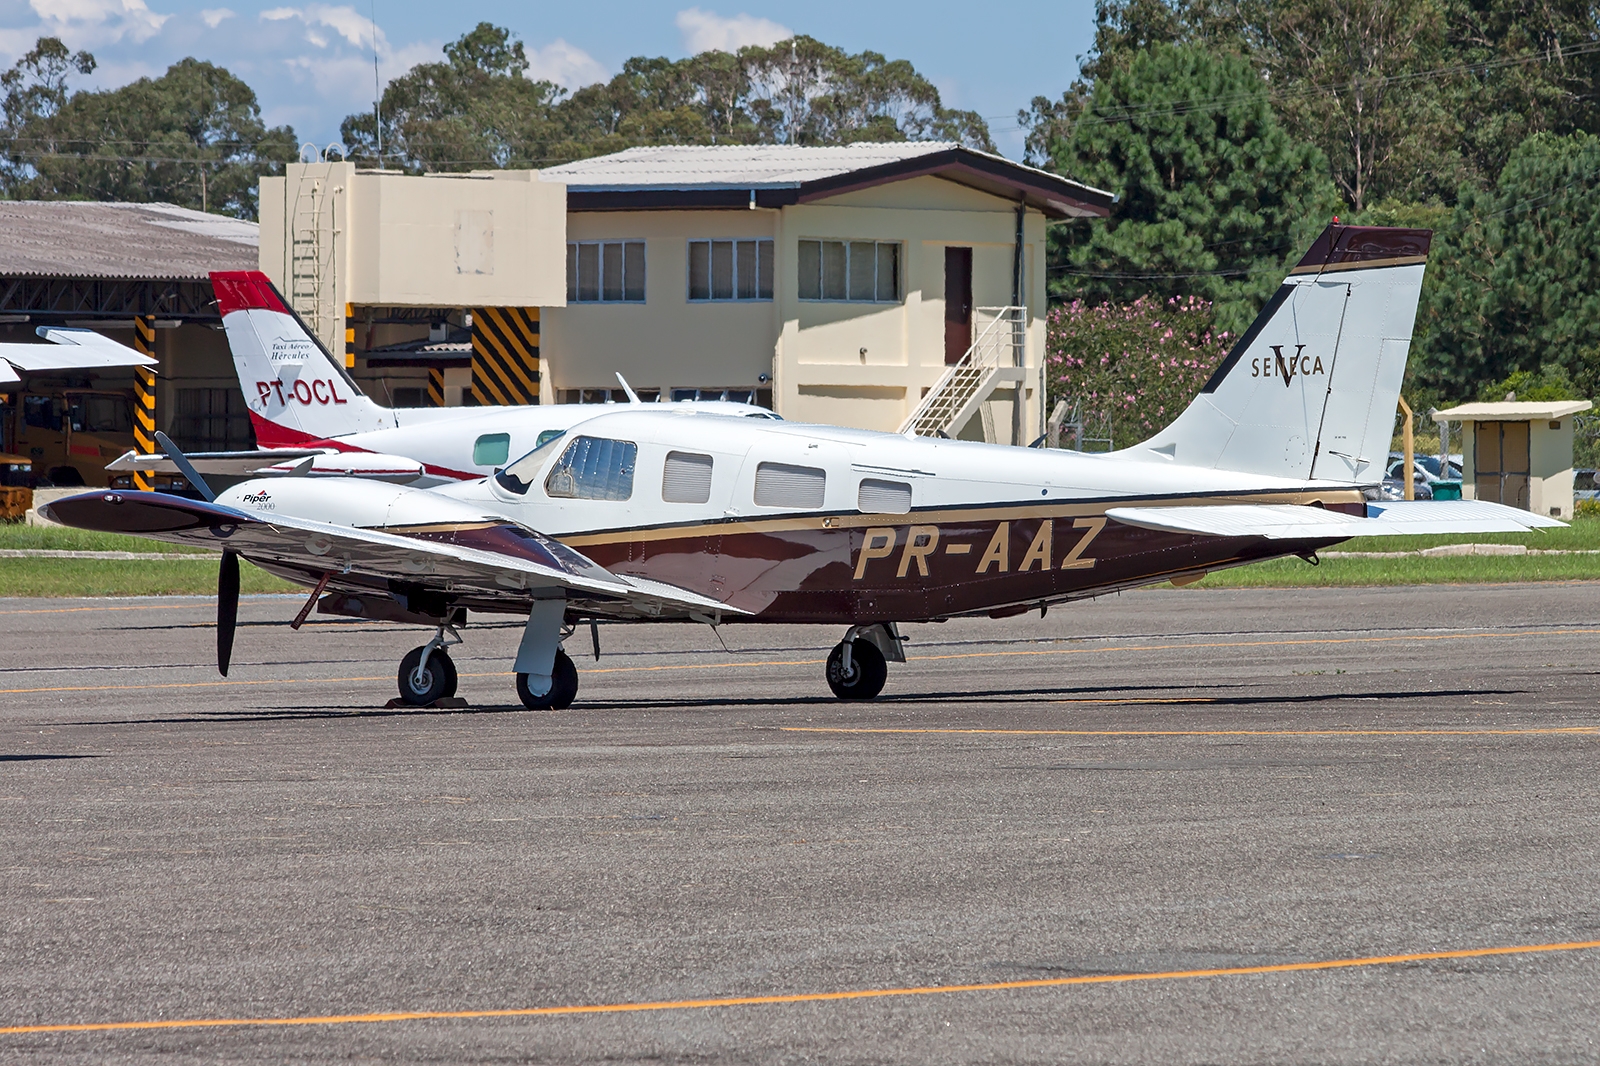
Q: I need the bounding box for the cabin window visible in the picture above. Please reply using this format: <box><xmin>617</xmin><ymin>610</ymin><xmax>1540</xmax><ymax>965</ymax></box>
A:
<box><xmin>494</xmin><ymin>430</ymin><xmax>568</xmax><ymax>495</ymax></box>
<box><xmin>688</xmin><ymin>239</ymin><xmax>774</xmax><ymax>301</ymax></box>
<box><xmin>857</xmin><ymin>478</ymin><xmax>911</xmax><ymax>514</ymax></box>
<box><xmin>567</xmin><ymin>240</ymin><xmax>645</xmax><ymax>303</ymax></box>
<box><xmin>473</xmin><ymin>433</ymin><xmax>511</xmax><ymax>467</ymax></box>
<box><xmin>662</xmin><ymin>451</ymin><xmax>714</xmax><ymax>503</ymax></box>
<box><xmin>754</xmin><ymin>462</ymin><xmax>825</xmax><ymax>509</ymax></box>
<box><xmin>798</xmin><ymin>240</ymin><xmax>899</xmax><ymax>302</ymax></box>
<box><xmin>545</xmin><ymin>436</ymin><xmax>637</xmax><ymax>501</ymax></box>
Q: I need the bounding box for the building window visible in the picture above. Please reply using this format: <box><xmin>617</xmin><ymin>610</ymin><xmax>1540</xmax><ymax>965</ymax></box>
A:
<box><xmin>391</xmin><ymin>387</ymin><xmax>426</xmax><ymax>408</ymax></box>
<box><xmin>545</xmin><ymin>436</ymin><xmax>637</xmax><ymax>501</ymax></box>
<box><xmin>172</xmin><ymin>388</ymin><xmax>252</xmax><ymax>451</ymax></box>
<box><xmin>688</xmin><ymin>239</ymin><xmax>774</xmax><ymax>301</ymax></box>
<box><xmin>798</xmin><ymin>240</ymin><xmax>899</xmax><ymax>302</ymax></box>
<box><xmin>567</xmin><ymin>240</ymin><xmax>645</xmax><ymax>303</ymax></box>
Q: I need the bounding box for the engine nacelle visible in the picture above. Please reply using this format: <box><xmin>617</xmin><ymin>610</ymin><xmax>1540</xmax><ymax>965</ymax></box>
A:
<box><xmin>216</xmin><ymin>477</ymin><xmax>503</xmax><ymax>531</ymax></box>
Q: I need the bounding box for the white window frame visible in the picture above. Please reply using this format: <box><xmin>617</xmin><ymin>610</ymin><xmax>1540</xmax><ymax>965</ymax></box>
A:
<box><xmin>567</xmin><ymin>240</ymin><xmax>646</xmax><ymax>304</ymax></box>
<box><xmin>797</xmin><ymin>239</ymin><xmax>901</xmax><ymax>303</ymax></box>
<box><xmin>687</xmin><ymin>238</ymin><xmax>774</xmax><ymax>302</ymax></box>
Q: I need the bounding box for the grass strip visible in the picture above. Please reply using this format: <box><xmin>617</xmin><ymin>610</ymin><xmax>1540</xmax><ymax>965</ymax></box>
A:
<box><xmin>1191</xmin><ymin>552</ymin><xmax>1600</xmax><ymax>588</ymax></box>
<box><xmin>0</xmin><ymin>523</ymin><xmax>211</xmax><ymax>554</ymax></box>
<box><xmin>0</xmin><ymin>558</ymin><xmax>297</xmax><ymax>597</ymax></box>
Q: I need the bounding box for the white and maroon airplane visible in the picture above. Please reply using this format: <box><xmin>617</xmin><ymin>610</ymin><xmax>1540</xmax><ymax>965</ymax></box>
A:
<box><xmin>52</xmin><ymin>226</ymin><xmax>1559</xmax><ymax>709</ymax></box>
<box><xmin>106</xmin><ymin>271</ymin><xmax>775</xmax><ymax>485</ymax></box>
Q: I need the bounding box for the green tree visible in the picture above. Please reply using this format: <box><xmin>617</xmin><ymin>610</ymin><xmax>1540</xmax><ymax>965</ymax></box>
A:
<box><xmin>343</xmin><ymin>26</ymin><xmax>993</xmax><ymax>170</ymax></box>
<box><xmin>1413</xmin><ymin>131</ymin><xmax>1600</xmax><ymax>400</ymax></box>
<box><xmin>2</xmin><ymin>43</ymin><xmax>295</xmax><ymax>218</ymax></box>
<box><xmin>342</xmin><ymin>22</ymin><xmax>565</xmax><ymax>171</ymax></box>
<box><xmin>1045</xmin><ymin>43</ymin><xmax>1340</xmax><ymax>334</ymax></box>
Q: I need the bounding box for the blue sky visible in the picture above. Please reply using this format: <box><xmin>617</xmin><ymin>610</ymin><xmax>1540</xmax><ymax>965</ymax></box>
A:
<box><xmin>0</xmin><ymin>0</ymin><xmax>1098</xmax><ymax>159</ymax></box>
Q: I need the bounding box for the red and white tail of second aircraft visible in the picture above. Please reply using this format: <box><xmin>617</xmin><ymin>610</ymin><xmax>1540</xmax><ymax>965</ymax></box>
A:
<box><xmin>58</xmin><ymin>224</ymin><xmax>1561</xmax><ymax>709</ymax></box>
<box><xmin>107</xmin><ymin>271</ymin><xmax>775</xmax><ymax>485</ymax></box>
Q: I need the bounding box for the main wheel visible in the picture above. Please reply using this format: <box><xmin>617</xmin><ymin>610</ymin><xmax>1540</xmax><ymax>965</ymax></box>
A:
<box><xmin>516</xmin><ymin>649</ymin><xmax>578</xmax><ymax>710</ymax></box>
<box><xmin>398</xmin><ymin>646</ymin><xmax>456</xmax><ymax>705</ymax></box>
<box><xmin>826</xmin><ymin>639</ymin><xmax>887</xmax><ymax>701</ymax></box>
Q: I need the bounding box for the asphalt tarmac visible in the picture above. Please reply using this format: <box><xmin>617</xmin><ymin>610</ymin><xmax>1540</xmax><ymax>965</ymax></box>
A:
<box><xmin>2</xmin><ymin>582</ymin><xmax>1599</xmax><ymax>1064</ymax></box>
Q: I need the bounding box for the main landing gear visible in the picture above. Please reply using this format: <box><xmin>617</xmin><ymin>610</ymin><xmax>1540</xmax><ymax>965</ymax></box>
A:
<box><xmin>825</xmin><ymin>623</ymin><xmax>906</xmax><ymax>701</ymax></box>
<box><xmin>398</xmin><ymin>623</ymin><xmax>462</xmax><ymax>705</ymax></box>
<box><xmin>517</xmin><ymin>649</ymin><xmax>578</xmax><ymax>710</ymax></box>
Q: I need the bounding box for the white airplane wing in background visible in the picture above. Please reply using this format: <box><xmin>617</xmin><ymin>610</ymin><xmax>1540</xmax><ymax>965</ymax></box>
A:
<box><xmin>1105</xmin><ymin>500</ymin><xmax>1565</xmax><ymax>540</ymax></box>
<box><xmin>0</xmin><ymin>327</ymin><xmax>159</xmax><ymax>383</ymax></box>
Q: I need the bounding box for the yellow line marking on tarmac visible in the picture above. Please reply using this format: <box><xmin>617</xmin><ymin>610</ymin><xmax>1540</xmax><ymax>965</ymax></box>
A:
<box><xmin>7</xmin><ymin>627</ymin><xmax>1600</xmax><ymax>697</ymax></box>
<box><xmin>3</xmin><ymin>939</ymin><xmax>1597</xmax><ymax>1036</ymax></box>
<box><xmin>782</xmin><ymin>726</ymin><xmax>1600</xmax><ymax>737</ymax></box>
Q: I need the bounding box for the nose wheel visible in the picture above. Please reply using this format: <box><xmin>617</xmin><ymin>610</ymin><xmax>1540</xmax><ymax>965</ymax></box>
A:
<box><xmin>826</xmin><ymin>638</ymin><xmax>887</xmax><ymax>700</ymax></box>
<box><xmin>396</xmin><ymin>623</ymin><xmax>462</xmax><ymax>705</ymax></box>
<box><xmin>517</xmin><ymin>649</ymin><xmax>579</xmax><ymax>710</ymax></box>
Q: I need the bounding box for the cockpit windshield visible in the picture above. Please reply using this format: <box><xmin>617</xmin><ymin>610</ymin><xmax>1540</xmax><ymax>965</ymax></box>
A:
<box><xmin>494</xmin><ymin>430</ymin><xmax>567</xmax><ymax>495</ymax></box>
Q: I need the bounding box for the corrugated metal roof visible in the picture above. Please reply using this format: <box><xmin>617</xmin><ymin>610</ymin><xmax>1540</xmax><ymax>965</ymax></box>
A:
<box><xmin>544</xmin><ymin>142</ymin><xmax>975</xmax><ymax>189</ymax></box>
<box><xmin>0</xmin><ymin>201</ymin><xmax>258</xmax><ymax>280</ymax></box>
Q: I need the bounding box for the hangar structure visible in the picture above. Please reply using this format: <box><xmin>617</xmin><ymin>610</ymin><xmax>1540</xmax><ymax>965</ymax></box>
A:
<box><xmin>0</xmin><ymin>201</ymin><xmax>257</xmax><ymax>488</ymax></box>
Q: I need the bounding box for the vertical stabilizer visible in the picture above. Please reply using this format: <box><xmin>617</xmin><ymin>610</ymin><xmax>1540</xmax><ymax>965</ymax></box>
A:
<box><xmin>1124</xmin><ymin>226</ymin><xmax>1431</xmax><ymax>482</ymax></box>
<box><xmin>210</xmin><ymin>271</ymin><xmax>394</xmax><ymax>446</ymax></box>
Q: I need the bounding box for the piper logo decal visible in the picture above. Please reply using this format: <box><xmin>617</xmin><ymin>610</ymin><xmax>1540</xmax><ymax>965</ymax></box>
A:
<box><xmin>241</xmin><ymin>490</ymin><xmax>274</xmax><ymax>510</ymax></box>
<box><xmin>1251</xmin><ymin>344</ymin><xmax>1325</xmax><ymax>387</ymax></box>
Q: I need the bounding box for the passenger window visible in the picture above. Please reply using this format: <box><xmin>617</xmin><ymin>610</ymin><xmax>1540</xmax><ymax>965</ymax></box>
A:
<box><xmin>473</xmin><ymin>433</ymin><xmax>511</xmax><ymax>467</ymax></box>
<box><xmin>858</xmin><ymin>478</ymin><xmax>911</xmax><ymax>514</ymax></box>
<box><xmin>662</xmin><ymin>451</ymin><xmax>713</xmax><ymax>503</ymax></box>
<box><xmin>545</xmin><ymin>436</ymin><xmax>637</xmax><ymax>500</ymax></box>
<box><xmin>754</xmin><ymin>462</ymin><xmax>825</xmax><ymax>508</ymax></box>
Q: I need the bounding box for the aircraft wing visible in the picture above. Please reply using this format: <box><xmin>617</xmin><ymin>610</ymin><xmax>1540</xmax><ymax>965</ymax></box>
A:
<box><xmin>1104</xmin><ymin>500</ymin><xmax>1566</xmax><ymax>539</ymax></box>
<box><xmin>0</xmin><ymin>328</ymin><xmax>159</xmax><ymax>383</ymax></box>
<box><xmin>106</xmin><ymin>448</ymin><xmax>335</xmax><ymax>476</ymax></box>
<box><xmin>40</xmin><ymin>490</ymin><xmax>742</xmax><ymax>620</ymax></box>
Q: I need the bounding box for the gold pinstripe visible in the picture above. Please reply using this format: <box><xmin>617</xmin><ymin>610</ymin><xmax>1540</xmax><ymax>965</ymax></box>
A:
<box><xmin>1288</xmin><ymin>254</ymin><xmax>1427</xmax><ymax>275</ymax></box>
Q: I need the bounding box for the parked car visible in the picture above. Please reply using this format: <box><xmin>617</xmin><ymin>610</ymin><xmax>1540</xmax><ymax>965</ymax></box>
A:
<box><xmin>1376</xmin><ymin>453</ymin><xmax>1464</xmax><ymax>501</ymax></box>
<box><xmin>1575</xmin><ymin>469</ymin><xmax>1598</xmax><ymax>502</ymax></box>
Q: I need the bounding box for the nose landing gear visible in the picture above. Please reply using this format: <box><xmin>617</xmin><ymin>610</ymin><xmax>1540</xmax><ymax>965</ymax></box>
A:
<box><xmin>397</xmin><ymin>623</ymin><xmax>462</xmax><ymax>705</ymax></box>
<box><xmin>825</xmin><ymin>623</ymin><xmax>905</xmax><ymax>701</ymax></box>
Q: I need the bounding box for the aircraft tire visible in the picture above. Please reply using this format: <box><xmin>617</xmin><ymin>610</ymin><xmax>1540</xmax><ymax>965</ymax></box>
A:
<box><xmin>398</xmin><ymin>646</ymin><xmax>456</xmax><ymax>705</ymax></box>
<box><xmin>826</xmin><ymin>639</ymin><xmax>887</xmax><ymax>701</ymax></box>
<box><xmin>516</xmin><ymin>649</ymin><xmax>578</xmax><ymax>710</ymax></box>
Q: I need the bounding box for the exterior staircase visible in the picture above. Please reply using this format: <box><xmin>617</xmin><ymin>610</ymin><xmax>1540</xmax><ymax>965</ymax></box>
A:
<box><xmin>898</xmin><ymin>306</ymin><xmax>1027</xmax><ymax>440</ymax></box>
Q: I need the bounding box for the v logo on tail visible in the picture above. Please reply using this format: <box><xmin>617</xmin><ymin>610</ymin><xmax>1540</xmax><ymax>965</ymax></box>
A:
<box><xmin>1130</xmin><ymin>225</ymin><xmax>1432</xmax><ymax>482</ymax></box>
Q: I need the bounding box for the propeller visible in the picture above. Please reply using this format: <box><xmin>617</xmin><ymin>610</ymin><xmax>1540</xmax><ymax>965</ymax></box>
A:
<box><xmin>217</xmin><ymin>550</ymin><xmax>239</xmax><ymax>676</ymax></box>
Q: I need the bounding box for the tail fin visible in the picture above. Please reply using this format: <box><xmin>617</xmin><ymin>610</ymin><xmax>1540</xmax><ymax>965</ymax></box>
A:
<box><xmin>1129</xmin><ymin>225</ymin><xmax>1431</xmax><ymax>482</ymax></box>
<box><xmin>210</xmin><ymin>272</ymin><xmax>394</xmax><ymax>446</ymax></box>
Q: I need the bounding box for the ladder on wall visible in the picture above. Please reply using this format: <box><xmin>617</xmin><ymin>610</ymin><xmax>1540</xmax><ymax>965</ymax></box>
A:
<box><xmin>898</xmin><ymin>306</ymin><xmax>1027</xmax><ymax>441</ymax></box>
<box><xmin>287</xmin><ymin>166</ymin><xmax>339</xmax><ymax>350</ymax></box>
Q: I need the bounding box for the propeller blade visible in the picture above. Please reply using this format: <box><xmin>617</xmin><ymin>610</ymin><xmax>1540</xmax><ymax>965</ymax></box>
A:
<box><xmin>217</xmin><ymin>550</ymin><xmax>239</xmax><ymax>676</ymax></box>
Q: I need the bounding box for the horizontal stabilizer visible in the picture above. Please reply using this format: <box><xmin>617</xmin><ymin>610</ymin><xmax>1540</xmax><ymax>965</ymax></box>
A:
<box><xmin>1</xmin><ymin>328</ymin><xmax>157</xmax><ymax>382</ymax></box>
<box><xmin>1105</xmin><ymin>500</ymin><xmax>1565</xmax><ymax>540</ymax></box>
<box><xmin>106</xmin><ymin>448</ymin><xmax>425</xmax><ymax>482</ymax></box>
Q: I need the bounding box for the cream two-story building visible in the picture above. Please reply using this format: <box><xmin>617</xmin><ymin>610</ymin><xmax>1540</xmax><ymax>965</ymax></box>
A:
<box><xmin>538</xmin><ymin>144</ymin><xmax>1110</xmax><ymax>441</ymax></box>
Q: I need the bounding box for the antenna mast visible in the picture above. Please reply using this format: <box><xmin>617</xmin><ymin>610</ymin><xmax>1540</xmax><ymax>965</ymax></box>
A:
<box><xmin>371</xmin><ymin>0</ymin><xmax>383</xmax><ymax>168</ymax></box>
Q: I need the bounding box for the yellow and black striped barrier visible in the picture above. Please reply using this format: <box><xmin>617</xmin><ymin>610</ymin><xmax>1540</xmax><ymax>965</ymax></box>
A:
<box><xmin>427</xmin><ymin>367</ymin><xmax>445</xmax><ymax>407</ymax></box>
<box><xmin>133</xmin><ymin>316</ymin><xmax>157</xmax><ymax>492</ymax></box>
<box><xmin>470</xmin><ymin>307</ymin><xmax>539</xmax><ymax>405</ymax></box>
<box><xmin>343</xmin><ymin>303</ymin><xmax>356</xmax><ymax>369</ymax></box>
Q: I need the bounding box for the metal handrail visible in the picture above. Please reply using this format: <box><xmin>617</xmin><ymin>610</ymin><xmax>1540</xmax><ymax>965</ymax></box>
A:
<box><xmin>899</xmin><ymin>306</ymin><xmax>1025</xmax><ymax>436</ymax></box>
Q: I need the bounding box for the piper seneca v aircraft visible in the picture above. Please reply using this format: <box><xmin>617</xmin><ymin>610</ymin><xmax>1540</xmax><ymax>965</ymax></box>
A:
<box><xmin>46</xmin><ymin>225</ymin><xmax>1561</xmax><ymax>709</ymax></box>
<box><xmin>105</xmin><ymin>271</ymin><xmax>775</xmax><ymax>486</ymax></box>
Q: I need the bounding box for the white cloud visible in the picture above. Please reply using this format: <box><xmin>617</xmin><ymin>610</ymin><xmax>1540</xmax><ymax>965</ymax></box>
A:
<box><xmin>524</xmin><ymin>39</ymin><xmax>605</xmax><ymax>88</ymax></box>
<box><xmin>258</xmin><ymin>4</ymin><xmax>378</xmax><ymax>50</ymax></box>
<box><xmin>675</xmin><ymin>8</ymin><xmax>791</xmax><ymax>54</ymax></box>
<box><xmin>28</xmin><ymin>0</ymin><xmax>170</xmax><ymax>45</ymax></box>
<box><xmin>200</xmin><ymin>8</ymin><xmax>235</xmax><ymax>29</ymax></box>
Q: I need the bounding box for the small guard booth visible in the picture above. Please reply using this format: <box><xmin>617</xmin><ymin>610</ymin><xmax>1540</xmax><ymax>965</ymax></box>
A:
<box><xmin>1431</xmin><ymin>400</ymin><xmax>1592</xmax><ymax>519</ymax></box>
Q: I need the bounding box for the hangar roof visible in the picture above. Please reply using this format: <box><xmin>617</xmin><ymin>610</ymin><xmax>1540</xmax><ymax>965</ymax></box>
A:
<box><xmin>0</xmin><ymin>201</ymin><xmax>258</xmax><ymax>281</ymax></box>
<box><xmin>542</xmin><ymin>143</ymin><xmax>1114</xmax><ymax>220</ymax></box>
